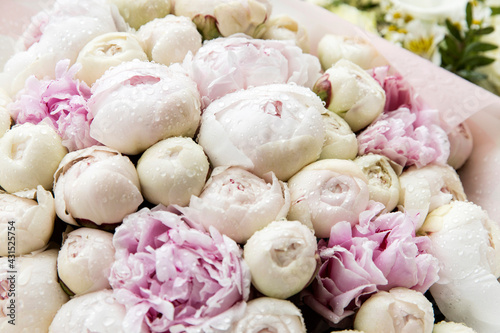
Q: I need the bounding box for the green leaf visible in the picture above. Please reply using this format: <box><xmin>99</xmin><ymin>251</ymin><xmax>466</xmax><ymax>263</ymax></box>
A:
<box><xmin>464</xmin><ymin>41</ymin><xmax>498</xmax><ymax>54</ymax></box>
<box><xmin>443</xmin><ymin>35</ymin><xmax>461</xmax><ymax>56</ymax></box>
<box><xmin>445</xmin><ymin>19</ymin><xmax>463</xmax><ymax>41</ymax></box>
<box><xmin>457</xmin><ymin>69</ymin><xmax>488</xmax><ymax>83</ymax></box>
<box><xmin>490</xmin><ymin>6</ymin><xmax>500</xmax><ymax>16</ymax></box>
<box><xmin>466</xmin><ymin>2</ymin><xmax>473</xmax><ymax>28</ymax></box>
<box><xmin>460</xmin><ymin>55</ymin><xmax>496</xmax><ymax>68</ymax></box>
<box><xmin>473</xmin><ymin>26</ymin><xmax>495</xmax><ymax>35</ymax></box>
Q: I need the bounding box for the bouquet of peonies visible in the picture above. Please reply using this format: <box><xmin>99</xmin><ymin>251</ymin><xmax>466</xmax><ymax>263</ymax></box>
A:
<box><xmin>1</xmin><ymin>0</ymin><xmax>500</xmax><ymax>332</ymax></box>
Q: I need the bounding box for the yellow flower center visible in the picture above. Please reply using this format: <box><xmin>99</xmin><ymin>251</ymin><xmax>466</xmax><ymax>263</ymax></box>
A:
<box><xmin>406</xmin><ymin>36</ymin><xmax>435</xmax><ymax>57</ymax></box>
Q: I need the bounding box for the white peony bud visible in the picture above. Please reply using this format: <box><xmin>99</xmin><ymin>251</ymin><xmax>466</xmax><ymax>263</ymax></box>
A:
<box><xmin>317</xmin><ymin>34</ymin><xmax>380</xmax><ymax>71</ymax></box>
<box><xmin>232</xmin><ymin>297</ymin><xmax>307</xmax><ymax>333</ymax></box>
<box><xmin>433</xmin><ymin>321</ymin><xmax>478</xmax><ymax>333</ymax></box>
<box><xmin>0</xmin><ymin>186</ymin><xmax>55</xmax><ymax>256</ymax></box>
<box><xmin>287</xmin><ymin>159</ymin><xmax>370</xmax><ymax>238</ymax></box>
<box><xmin>57</xmin><ymin>228</ymin><xmax>115</xmax><ymax>295</ymax></box>
<box><xmin>399</xmin><ymin>163</ymin><xmax>466</xmax><ymax>230</ymax></box>
<box><xmin>75</xmin><ymin>32</ymin><xmax>148</xmax><ymax>86</ymax></box>
<box><xmin>243</xmin><ymin>221</ymin><xmax>317</xmax><ymax>299</ymax></box>
<box><xmin>419</xmin><ymin>201</ymin><xmax>500</xmax><ymax>333</ymax></box>
<box><xmin>53</xmin><ymin>146</ymin><xmax>143</xmax><ymax>228</ymax></box>
<box><xmin>137</xmin><ymin>137</ymin><xmax>210</xmax><ymax>207</ymax></box>
<box><xmin>353</xmin><ymin>287</ymin><xmax>434</xmax><ymax>333</ymax></box>
<box><xmin>174</xmin><ymin>0</ymin><xmax>272</xmax><ymax>40</ymax></box>
<box><xmin>197</xmin><ymin>83</ymin><xmax>325</xmax><ymax>181</ymax></box>
<box><xmin>320</xmin><ymin>110</ymin><xmax>358</xmax><ymax>160</ymax></box>
<box><xmin>354</xmin><ymin>154</ymin><xmax>401</xmax><ymax>213</ymax></box>
<box><xmin>0</xmin><ymin>89</ymin><xmax>12</xmax><ymax>138</ymax></box>
<box><xmin>186</xmin><ymin>166</ymin><xmax>290</xmax><ymax>243</ymax></box>
<box><xmin>254</xmin><ymin>15</ymin><xmax>310</xmax><ymax>53</ymax></box>
<box><xmin>107</xmin><ymin>0</ymin><xmax>172</xmax><ymax>30</ymax></box>
<box><xmin>49</xmin><ymin>289</ymin><xmax>149</xmax><ymax>333</ymax></box>
<box><xmin>0</xmin><ymin>123</ymin><xmax>67</xmax><ymax>193</ymax></box>
<box><xmin>0</xmin><ymin>249</ymin><xmax>69</xmax><ymax>332</ymax></box>
<box><xmin>447</xmin><ymin>122</ymin><xmax>473</xmax><ymax>170</ymax></box>
<box><xmin>137</xmin><ymin>15</ymin><xmax>202</xmax><ymax>66</ymax></box>
<box><xmin>313</xmin><ymin>59</ymin><xmax>386</xmax><ymax>132</ymax></box>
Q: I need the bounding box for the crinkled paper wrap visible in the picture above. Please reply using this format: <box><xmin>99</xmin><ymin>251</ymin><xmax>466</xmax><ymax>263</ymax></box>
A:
<box><xmin>1</xmin><ymin>0</ymin><xmax>500</xmax><ymax>223</ymax></box>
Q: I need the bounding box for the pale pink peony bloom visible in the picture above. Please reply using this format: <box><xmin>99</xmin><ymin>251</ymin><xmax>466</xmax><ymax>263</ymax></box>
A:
<box><xmin>302</xmin><ymin>202</ymin><xmax>439</xmax><ymax>324</ymax></box>
<box><xmin>357</xmin><ymin>107</ymin><xmax>450</xmax><ymax>168</ymax></box>
<box><xmin>9</xmin><ymin>59</ymin><xmax>100</xmax><ymax>152</ymax></box>
<box><xmin>109</xmin><ymin>205</ymin><xmax>251</xmax><ymax>333</ymax></box>
<box><xmin>370</xmin><ymin>66</ymin><xmax>425</xmax><ymax>113</ymax></box>
<box><xmin>184</xmin><ymin>34</ymin><xmax>321</xmax><ymax>108</ymax></box>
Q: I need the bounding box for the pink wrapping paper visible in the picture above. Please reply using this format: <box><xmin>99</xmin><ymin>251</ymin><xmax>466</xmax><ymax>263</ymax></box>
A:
<box><xmin>1</xmin><ymin>0</ymin><xmax>499</xmax><ymax>225</ymax></box>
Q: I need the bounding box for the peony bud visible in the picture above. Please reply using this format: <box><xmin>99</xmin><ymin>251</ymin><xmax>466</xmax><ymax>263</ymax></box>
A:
<box><xmin>137</xmin><ymin>15</ymin><xmax>202</xmax><ymax>66</ymax></box>
<box><xmin>313</xmin><ymin>59</ymin><xmax>386</xmax><ymax>132</ymax></box>
<box><xmin>0</xmin><ymin>89</ymin><xmax>11</xmax><ymax>138</ymax></box>
<box><xmin>88</xmin><ymin>60</ymin><xmax>201</xmax><ymax>155</ymax></box>
<box><xmin>186</xmin><ymin>166</ymin><xmax>290</xmax><ymax>243</ymax></box>
<box><xmin>0</xmin><ymin>123</ymin><xmax>67</xmax><ymax>193</ymax></box>
<box><xmin>49</xmin><ymin>289</ymin><xmax>149</xmax><ymax>333</ymax></box>
<box><xmin>0</xmin><ymin>249</ymin><xmax>69</xmax><ymax>332</ymax></box>
<box><xmin>433</xmin><ymin>321</ymin><xmax>478</xmax><ymax>333</ymax></box>
<box><xmin>419</xmin><ymin>201</ymin><xmax>500</xmax><ymax>332</ymax></box>
<box><xmin>317</xmin><ymin>34</ymin><xmax>380</xmax><ymax>71</ymax></box>
<box><xmin>447</xmin><ymin>122</ymin><xmax>473</xmax><ymax>170</ymax></box>
<box><xmin>353</xmin><ymin>287</ymin><xmax>434</xmax><ymax>333</ymax></box>
<box><xmin>53</xmin><ymin>146</ymin><xmax>143</xmax><ymax>228</ymax></box>
<box><xmin>137</xmin><ymin>137</ymin><xmax>210</xmax><ymax>207</ymax></box>
<box><xmin>107</xmin><ymin>0</ymin><xmax>172</xmax><ymax>30</ymax></box>
<box><xmin>0</xmin><ymin>186</ymin><xmax>55</xmax><ymax>256</ymax></box>
<box><xmin>57</xmin><ymin>227</ymin><xmax>115</xmax><ymax>295</ymax></box>
<box><xmin>354</xmin><ymin>154</ymin><xmax>401</xmax><ymax>213</ymax></box>
<box><xmin>287</xmin><ymin>159</ymin><xmax>370</xmax><ymax>238</ymax></box>
<box><xmin>243</xmin><ymin>220</ymin><xmax>318</xmax><ymax>299</ymax></box>
<box><xmin>399</xmin><ymin>163</ymin><xmax>466</xmax><ymax>230</ymax></box>
<box><xmin>254</xmin><ymin>15</ymin><xmax>310</xmax><ymax>53</ymax></box>
<box><xmin>232</xmin><ymin>297</ymin><xmax>307</xmax><ymax>332</ymax></box>
<box><xmin>320</xmin><ymin>110</ymin><xmax>358</xmax><ymax>160</ymax></box>
<box><xmin>197</xmin><ymin>84</ymin><xmax>325</xmax><ymax>181</ymax></box>
<box><xmin>75</xmin><ymin>32</ymin><xmax>148</xmax><ymax>86</ymax></box>
<box><xmin>174</xmin><ymin>0</ymin><xmax>272</xmax><ymax>39</ymax></box>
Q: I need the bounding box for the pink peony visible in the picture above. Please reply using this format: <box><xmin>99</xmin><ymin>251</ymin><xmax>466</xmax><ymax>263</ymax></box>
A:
<box><xmin>357</xmin><ymin>107</ymin><xmax>450</xmax><ymax>168</ymax></box>
<box><xmin>184</xmin><ymin>34</ymin><xmax>321</xmax><ymax>108</ymax></box>
<box><xmin>302</xmin><ymin>202</ymin><xmax>439</xmax><ymax>324</ymax></box>
<box><xmin>370</xmin><ymin>66</ymin><xmax>425</xmax><ymax>113</ymax></box>
<box><xmin>9</xmin><ymin>59</ymin><xmax>100</xmax><ymax>152</ymax></box>
<box><xmin>109</xmin><ymin>205</ymin><xmax>251</xmax><ymax>333</ymax></box>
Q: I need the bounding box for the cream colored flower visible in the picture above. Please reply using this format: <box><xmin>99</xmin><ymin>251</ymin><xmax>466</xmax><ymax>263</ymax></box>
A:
<box><xmin>402</xmin><ymin>20</ymin><xmax>446</xmax><ymax>65</ymax></box>
<box><xmin>137</xmin><ymin>137</ymin><xmax>209</xmax><ymax>207</ymax></box>
<box><xmin>447</xmin><ymin>122</ymin><xmax>473</xmax><ymax>170</ymax></box>
<box><xmin>57</xmin><ymin>228</ymin><xmax>115</xmax><ymax>295</ymax></box>
<box><xmin>137</xmin><ymin>15</ymin><xmax>202</xmax><ymax>66</ymax></box>
<box><xmin>0</xmin><ymin>123</ymin><xmax>67</xmax><ymax>193</ymax></box>
<box><xmin>0</xmin><ymin>186</ymin><xmax>55</xmax><ymax>256</ymax></box>
<box><xmin>320</xmin><ymin>110</ymin><xmax>358</xmax><ymax>161</ymax></box>
<box><xmin>254</xmin><ymin>15</ymin><xmax>310</xmax><ymax>53</ymax></box>
<box><xmin>353</xmin><ymin>287</ymin><xmax>434</xmax><ymax>333</ymax></box>
<box><xmin>243</xmin><ymin>220</ymin><xmax>317</xmax><ymax>299</ymax></box>
<box><xmin>75</xmin><ymin>32</ymin><xmax>148</xmax><ymax>86</ymax></box>
<box><xmin>354</xmin><ymin>154</ymin><xmax>401</xmax><ymax>213</ymax></box>
<box><xmin>433</xmin><ymin>321</ymin><xmax>477</xmax><ymax>333</ymax></box>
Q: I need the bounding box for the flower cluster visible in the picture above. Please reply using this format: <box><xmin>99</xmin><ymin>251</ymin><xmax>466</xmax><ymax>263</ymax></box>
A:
<box><xmin>0</xmin><ymin>0</ymin><xmax>494</xmax><ymax>332</ymax></box>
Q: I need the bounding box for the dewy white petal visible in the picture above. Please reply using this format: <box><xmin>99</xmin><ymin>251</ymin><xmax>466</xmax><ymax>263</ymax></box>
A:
<box><xmin>57</xmin><ymin>228</ymin><xmax>115</xmax><ymax>295</ymax></box>
<box><xmin>243</xmin><ymin>220</ymin><xmax>317</xmax><ymax>299</ymax></box>
<box><xmin>76</xmin><ymin>32</ymin><xmax>148</xmax><ymax>86</ymax></box>
<box><xmin>232</xmin><ymin>297</ymin><xmax>307</xmax><ymax>333</ymax></box>
<box><xmin>419</xmin><ymin>201</ymin><xmax>500</xmax><ymax>332</ymax></box>
<box><xmin>0</xmin><ymin>185</ymin><xmax>55</xmax><ymax>256</ymax></box>
<box><xmin>137</xmin><ymin>137</ymin><xmax>210</xmax><ymax>207</ymax></box>
<box><xmin>0</xmin><ymin>123</ymin><xmax>67</xmax><ymax>193</ymax></box>
<box><xmin>355</xmin><ymin>154</ymin><xmax>401</xmax><ymax>213</ymax></box>
<box><xmin>137</xmin><ymin>15</ymin><xmax>202</xmax><ymax>66</ymax></box>
<box><xmin>353</xmin><ymin>287</ymin><xmax>434</xmax><ymax>333</ymax></box>
<box><xmin>49</xmin><ymin>289</ymin><xmax>149</xmax><ymax>333</ymax></box>
<box><xmin>320</xmin><ymin>110</ymin><xmax>358</xmax><ymax>160</ymax></box>
<box><xmin>399</xmin><ymin>163</ymin><xmax>466</xmax><ymax>230</ymax></box>
<box><xmin>0</xmin><ymin>250</ymin><xmax>69</xmax><ymax>332</ymax></box>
